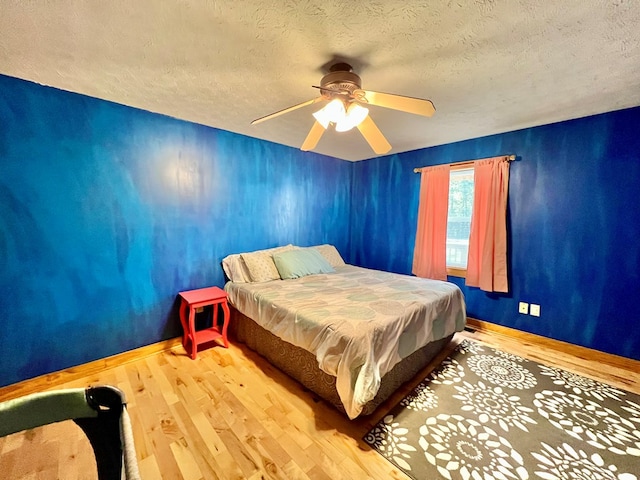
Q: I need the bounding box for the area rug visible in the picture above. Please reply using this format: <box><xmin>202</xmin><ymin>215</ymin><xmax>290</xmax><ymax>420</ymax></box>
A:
<box><xmin>364</xmin><ymin>339</ymin><xmax>640</xmax><ymax>480</ymax></box>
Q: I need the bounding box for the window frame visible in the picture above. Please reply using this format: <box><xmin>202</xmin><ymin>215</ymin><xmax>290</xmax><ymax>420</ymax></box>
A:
<box><xmin>446</xmin><ymin>161</ymin><xmax>474</xmax><ymax>278</ymax></box>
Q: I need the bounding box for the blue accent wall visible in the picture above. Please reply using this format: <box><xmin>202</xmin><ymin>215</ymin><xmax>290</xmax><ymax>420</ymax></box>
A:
<box><xmin>351</xmin><ymin>107</ymin><xmax>640</xmax><ymax>360</ymax></box>
<box><xmin>0</xmin><ymin>74</ymin><xmax>352</xmax><ymax>387</ymax></box>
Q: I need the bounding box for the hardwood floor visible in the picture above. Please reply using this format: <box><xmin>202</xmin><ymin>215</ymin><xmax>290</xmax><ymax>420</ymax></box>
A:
<box><xmin>1</xmin><ymin>324</ymin><xmax>639</xmax><ymax>479</ymax></box>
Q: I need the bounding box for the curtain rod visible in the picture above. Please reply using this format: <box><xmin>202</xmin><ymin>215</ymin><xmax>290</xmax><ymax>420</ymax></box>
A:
<box><xmin>413</xmin><ymin>154</ymin><xmax>516</xmax><ymax>173</ymax></box>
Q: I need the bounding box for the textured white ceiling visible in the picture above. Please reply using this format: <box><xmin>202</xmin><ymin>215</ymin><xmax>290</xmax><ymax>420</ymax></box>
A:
<box><xmin>1</xmin><ymin>1</ymin><xmax>639</xmax><ymax>161</ymax></box>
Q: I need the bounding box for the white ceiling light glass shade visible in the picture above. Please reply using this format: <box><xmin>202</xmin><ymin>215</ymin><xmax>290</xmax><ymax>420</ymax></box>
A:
<box><xmin>312</xmin><ymin>99</ymin><xmax>346</xmax><ymax>129</ymax></box>
<box><xmin>335</xmin><ymin>103</ymin><xmax>369</xmax><ymax>132</ymax></box>
<box><xmin>312</xmin><ymin>99</ymin><xmax>369</xmax><ymax>132</ymax></box>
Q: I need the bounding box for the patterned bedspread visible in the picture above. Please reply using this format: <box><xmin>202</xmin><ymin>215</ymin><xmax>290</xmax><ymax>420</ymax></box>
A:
<box><xmin>225</xmin><ymin>265</ymin><xmax>466</xmax><ymax>418</ymax></box>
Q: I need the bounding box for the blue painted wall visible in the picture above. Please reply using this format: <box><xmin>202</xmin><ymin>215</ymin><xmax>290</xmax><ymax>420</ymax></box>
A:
<box><xmin>0</xmin><ymin>74</ymin><xmax>352</xmax><ymax>387</ymax></box>
<box><xmin>2</xmin><ymin>72</ymin><xmax>638</xmax><ymax>388</ymax></box>
<box><xmin>351</xmin><ymin>107</ymin><xmax>640</xmax><ymax>360</ymax></box>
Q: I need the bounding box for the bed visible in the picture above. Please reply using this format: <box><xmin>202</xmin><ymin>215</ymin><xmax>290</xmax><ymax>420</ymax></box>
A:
<box><xmin>222</xmin><ymin>244</ymin><xmax>466</xmax><ymax>419</ymax></box>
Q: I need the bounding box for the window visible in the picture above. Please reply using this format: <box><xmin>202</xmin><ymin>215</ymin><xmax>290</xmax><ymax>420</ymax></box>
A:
<box><xmin>413</xmin><ymin>155</ymin><xmax>510</xmax><ymax>290</ymax></box>
<box><xmin>446</xmin><ymin>166</ymin><xmax>474</xmax><ymax>277</ymax></box>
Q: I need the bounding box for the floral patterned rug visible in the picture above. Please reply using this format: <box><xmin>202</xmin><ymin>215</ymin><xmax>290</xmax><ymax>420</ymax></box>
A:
<box><xmin>364</xmin><ymin>339</ymin><xmax>640</xmax><ymax>480</ymax></box>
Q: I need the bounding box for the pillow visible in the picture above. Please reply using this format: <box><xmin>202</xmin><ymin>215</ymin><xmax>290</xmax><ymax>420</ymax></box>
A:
<box><xmin>222</xmin><ymin>244</ymin><xmax>297</xmax><ymax>283</ymax></box>
<box><xmin>241</xmin><ymin>251</ymin><xmax>281</xmax><ymax>282</ymax></box>
<box><xmin>273</xmin><ymin>248</ymin><xmax>335</xmax><ymax>279</ymax></box>
<box><xmin>312</xmin><ymin>244</ymin><xmax>346</xmax><ymax>267</ymax></box>
<box><xmin>261</xmin><ymin>244</ymin><xmax>297</xmax><ymax>256</ymax></box>
<box><xmin>221</xmin><ymin>253</ymin><xmax>251</xmax><ymax>282</ymax></box>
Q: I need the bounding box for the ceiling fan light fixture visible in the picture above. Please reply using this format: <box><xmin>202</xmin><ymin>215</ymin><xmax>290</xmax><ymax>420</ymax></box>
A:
<box><xmin>251</xmin><ymin>61</ymin><xmax>435</xmax><ymax>155</ymax></box>
<box><xmin>312</xmin><ymin>98</ymin><xmax>345</xmax><ymax>129</ymax></box>
<box><xmin>335</xmin><ymin>103</ymin><xmax>369</xmax><ymax>132</ymax></box>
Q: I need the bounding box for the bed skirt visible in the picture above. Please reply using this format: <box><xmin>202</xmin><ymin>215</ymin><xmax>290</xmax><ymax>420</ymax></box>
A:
<box><xmin>229</xmin><ymin>306</ymin><xmax>454</xmax><ymax>417</ymax></box>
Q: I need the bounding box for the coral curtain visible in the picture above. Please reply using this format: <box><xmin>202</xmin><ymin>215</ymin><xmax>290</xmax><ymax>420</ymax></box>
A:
<box><xmin>412</xmin><ymin>164</ymin><xmax>450</xmax><ymax>281</ymax></box>
<box><xmin>466</xmin><ymin>157</ymin><xmax>510</xmax><ymax>292</ymax></box>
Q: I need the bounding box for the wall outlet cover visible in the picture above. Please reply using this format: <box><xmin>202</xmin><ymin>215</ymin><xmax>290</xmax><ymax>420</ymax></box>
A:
<box><xmin>530</xmin><ymin>304</ymin><xmax>541</xmax><ymax>317</ymax></box>
<box><xmin>518</xmin><ymin>302</ymin><xmax>529</xmax><ymax>314</ymax></box>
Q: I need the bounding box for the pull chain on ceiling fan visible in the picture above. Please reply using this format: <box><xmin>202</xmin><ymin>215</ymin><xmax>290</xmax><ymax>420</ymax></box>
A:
<box><xmin>251</xmin><ymin>62</ymin><xmax>435</xmax><ymax>155</ymax></box>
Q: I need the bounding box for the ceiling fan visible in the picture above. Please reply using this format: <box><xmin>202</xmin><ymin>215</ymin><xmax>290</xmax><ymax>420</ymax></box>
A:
<box><xmin>251</xmin><ymin>62</ymin><xmax>435</xmax><ymax>155</ymax></box>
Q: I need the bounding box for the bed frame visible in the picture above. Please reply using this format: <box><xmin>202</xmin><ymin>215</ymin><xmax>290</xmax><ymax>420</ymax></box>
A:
<box><xmin>229</xmin><ymin>306</ymin><xmax>454</xmax><ymax>417</ymax></box>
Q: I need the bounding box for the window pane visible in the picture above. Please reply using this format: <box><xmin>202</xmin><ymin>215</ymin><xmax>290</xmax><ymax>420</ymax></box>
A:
<box><xmin>447</xmin><ymin>168</ymin><xmax>474</xmax><ymax>269</ymax></box>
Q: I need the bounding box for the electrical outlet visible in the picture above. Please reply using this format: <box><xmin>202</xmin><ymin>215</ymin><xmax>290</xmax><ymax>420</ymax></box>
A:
<box><xmin>530</xmin><ymin>304</ymin><xmax>541</xmax><ymax>317</ymax></box>
<box><xmin>518</xmin><ymin>302</ymin><xmax>529</xmax><ymax>314</ymax></box>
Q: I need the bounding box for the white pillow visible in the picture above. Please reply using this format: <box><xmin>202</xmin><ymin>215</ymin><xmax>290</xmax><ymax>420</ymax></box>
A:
<box><xmin>312</xmin><ymin>244</ymin><xmax>346</xmax><ymax>267</ymax></box>
<box><xmin>222</xmin><ymin>253</ymin><xmax>251</xmax><ymax>283</ymax></box>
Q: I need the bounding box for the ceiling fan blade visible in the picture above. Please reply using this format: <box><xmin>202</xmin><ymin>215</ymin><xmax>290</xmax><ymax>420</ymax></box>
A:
<box><xmin>300</xmin><ymin>121</ymin><xmax>325</xmax><ymax>151</ymax></box>
<box><xmin>361</xmin><ymin>90</ymin><xmax>435</xmax><ymax>117</ymax></box>
<box><xmin>357</xmin><ymin>115</ymin><xmax>392</xmax><ymax>154</ymax></box>
<box><xmin>251</xmin><ymin>97</ymin><xmax>323</xmax><ymax>125</ymax></box>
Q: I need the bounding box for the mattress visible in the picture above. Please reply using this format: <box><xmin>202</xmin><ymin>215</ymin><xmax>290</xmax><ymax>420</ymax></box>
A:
<box><xmin>225</xmin><ymin>265</ymin><xmax>466</xmax><ymax>418</ymax></box>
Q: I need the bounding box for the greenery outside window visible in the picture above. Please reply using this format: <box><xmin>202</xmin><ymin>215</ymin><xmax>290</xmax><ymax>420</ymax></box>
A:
<box><xmin>446</xmin><ymin>165</ymin><xmax>474</xmax><ymax>277</ymax></box>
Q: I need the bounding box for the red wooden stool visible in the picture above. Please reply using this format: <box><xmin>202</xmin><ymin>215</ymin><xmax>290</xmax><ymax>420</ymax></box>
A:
<box><xmin>178</xmin><ymin>286</ymin><xmax>230</xmax><ymax>359</ymax></box>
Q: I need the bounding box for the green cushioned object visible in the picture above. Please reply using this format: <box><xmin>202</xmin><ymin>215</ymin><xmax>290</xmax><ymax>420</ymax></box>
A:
<box><xmin>0</xmin><ymin>388</ymin><xmax>97</xmax><ymax>437</ymax></box>
<box><xmin>273</xmin><ymin>248</ymin><xmax>335</xmax><ymax>279</ymax></box>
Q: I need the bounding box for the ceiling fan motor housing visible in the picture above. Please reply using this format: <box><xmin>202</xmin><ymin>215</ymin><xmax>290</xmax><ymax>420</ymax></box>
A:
<box><xmin>320</xmin><ymin>64</ymin><xmax>362</xmax><ymax>98</ymax></box>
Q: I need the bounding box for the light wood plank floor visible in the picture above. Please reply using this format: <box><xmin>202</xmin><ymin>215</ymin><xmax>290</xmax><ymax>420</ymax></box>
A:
<box><xmin>2</xmin><ymin>327</ymin><xmax>639</xmax><ymax>479</ymax></box>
